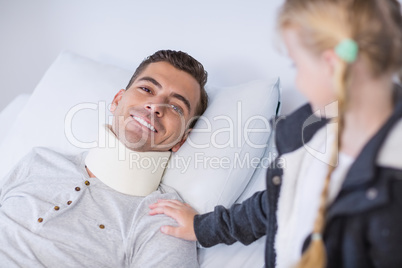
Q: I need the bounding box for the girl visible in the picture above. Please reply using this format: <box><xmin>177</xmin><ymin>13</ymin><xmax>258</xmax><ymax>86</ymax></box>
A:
<box><xmin>150</xmin><ymin>0</ymin><xmax>402</xmax><ymax>267</ymax></box>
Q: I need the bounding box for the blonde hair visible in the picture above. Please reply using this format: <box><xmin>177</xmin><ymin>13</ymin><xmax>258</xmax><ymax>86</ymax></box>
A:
<box><xmin>277</xmin><ymin>0</ymin><xmax>402</xmax><ymax>267</ymax></box>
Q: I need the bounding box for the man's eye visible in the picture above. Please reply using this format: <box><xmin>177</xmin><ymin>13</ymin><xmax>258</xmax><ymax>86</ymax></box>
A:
<box><xmin>171</xmin><ymin>104</ymin><xmax>184</xmax><ymax>116</ymax></box>
<box><xmin>140</xmin><ymin>87</ymin><xmax>151</xmax><ymax>93</ymax></box>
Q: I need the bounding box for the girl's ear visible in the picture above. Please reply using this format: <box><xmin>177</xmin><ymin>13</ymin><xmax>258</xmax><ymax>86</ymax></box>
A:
<box><xmin>322</xmin><ymin>49</ymin><xmax>339</xmax><ymax>77</ymax></box>
<box><xmin>110</xmin><ymin>89</ymin><xmax>126</xmax><ymax>113</ymax></box>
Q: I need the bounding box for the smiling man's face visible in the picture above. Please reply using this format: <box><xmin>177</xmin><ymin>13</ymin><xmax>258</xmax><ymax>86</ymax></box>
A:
<box><xmin>110</xmin><ymin>61</ymin><xmax>201</xmax><ymax>152</ymax></box>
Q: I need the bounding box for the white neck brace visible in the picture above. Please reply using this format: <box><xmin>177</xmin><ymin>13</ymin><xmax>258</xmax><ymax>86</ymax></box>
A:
<box><xmin>85</xmin><ymin>125</ymin><xmax>171</xmax><ymax>196</ymax></box>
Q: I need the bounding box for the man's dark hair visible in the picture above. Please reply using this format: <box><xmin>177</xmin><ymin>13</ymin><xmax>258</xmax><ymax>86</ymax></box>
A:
<box><xmin>126</xmin><ymin>50</ymin><xmax>208</xmax><ymax>128</ymax></box>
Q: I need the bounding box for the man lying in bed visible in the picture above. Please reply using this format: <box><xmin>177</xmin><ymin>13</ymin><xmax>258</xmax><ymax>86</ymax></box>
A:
<box><xmin>0</xmin><ymin>50</ymin><xmax>208</xmax><ymax>268</ymax></box>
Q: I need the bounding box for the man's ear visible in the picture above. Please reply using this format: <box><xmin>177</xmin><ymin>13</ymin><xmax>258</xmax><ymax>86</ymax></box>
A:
<box><xmin>171</xmin><ymin>128</ymin><xmax>192</xmax><ymax>152</ymax></box>
<box><xmin>110</xmin><ymin>89</ymin><xmax>126</xmax><ymax>113</ymax></box>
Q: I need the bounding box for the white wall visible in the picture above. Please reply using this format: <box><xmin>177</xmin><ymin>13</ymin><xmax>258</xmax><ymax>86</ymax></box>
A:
<box><xmin>0</xmin><ymin>0</ymin><xmax>306</xmax><ymax>114</ymax></box>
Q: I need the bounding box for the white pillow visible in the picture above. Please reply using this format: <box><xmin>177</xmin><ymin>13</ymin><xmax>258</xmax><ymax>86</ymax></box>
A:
<box><xmin>197</xmin><ymin>136</ymin><xmax>277</xmax><ymax>268</ymax></box>
<box><xmin>0</xmin><ymin>93</ymin><xmax>31</xmax><ymax>143</ymax></box>
<box><xmin>162</xmin><ymin>79</ymin><xmax>280</xmax><ymax>213</ymax></box>
<box><xmin>0</xmin><ymin>51</ymin><xmax>131</xmax><ymax>180</ymax></box>
<box><xmin>0</xmin><ymin>51</ymin><xmax>280</xmax><ymax>216</ymax></box>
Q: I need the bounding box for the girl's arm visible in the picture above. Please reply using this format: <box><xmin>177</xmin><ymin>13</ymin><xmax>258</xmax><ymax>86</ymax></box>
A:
<box><xmin>149</xmin><ymin>190</ymin><xmax>268</xmax><ymax>247</ymax></box>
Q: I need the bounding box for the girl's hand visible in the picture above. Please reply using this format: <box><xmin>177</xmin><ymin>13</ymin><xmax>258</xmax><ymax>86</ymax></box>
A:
<box><xmin>149</xmin><ymin>199</ymin><xmax>198</xmax><ymax>241</ymax></box>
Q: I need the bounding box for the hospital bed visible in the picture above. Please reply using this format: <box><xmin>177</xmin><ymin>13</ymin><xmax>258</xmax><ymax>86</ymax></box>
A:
<box><xmin>0</xmin><ymin>0</ymin><xmax>306</xmax><ymax>267</ymax></box>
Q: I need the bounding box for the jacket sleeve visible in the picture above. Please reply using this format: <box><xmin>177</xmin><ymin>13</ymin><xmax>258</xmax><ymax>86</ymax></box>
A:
<box><xmin>366</xmin><ymin>178</ymin><xmax>402</xmax><ymax>267</ymax></box>
<box><xmin>194</xmin><ymin>190</ymin><xmax>268</xmax><ymax>247</ymax></box>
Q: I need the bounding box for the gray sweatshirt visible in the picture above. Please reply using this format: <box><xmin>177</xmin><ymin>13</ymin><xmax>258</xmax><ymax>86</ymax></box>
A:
<box><xmin>0</xmin><ymin>147</ymin><xmax>198</xmax><ymax>268</ymax></box>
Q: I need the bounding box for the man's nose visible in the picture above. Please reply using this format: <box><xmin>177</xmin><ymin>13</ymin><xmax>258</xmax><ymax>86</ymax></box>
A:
<box><xmin>144</xmin><ymin>103</ymin><xmax>166</xmax><ymax>117</ymax></box>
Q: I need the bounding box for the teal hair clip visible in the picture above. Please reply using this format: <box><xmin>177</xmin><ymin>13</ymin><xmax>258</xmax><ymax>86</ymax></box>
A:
<box><xmin>311</xmin><ymin>233</ymin><xmax>322</xmax><ymax>241</ymax></box>
<box><xmin>335</xmin><ymin>39</ymin><xmax>358</xmax><ymax>63</ymax></box>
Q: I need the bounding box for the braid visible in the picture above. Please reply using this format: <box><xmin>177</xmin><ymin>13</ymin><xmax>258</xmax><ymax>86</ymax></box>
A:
<box><xmin>297</xmin><ymin>60</ymin><xmax>349</xmax><ymax>268</ymax></box>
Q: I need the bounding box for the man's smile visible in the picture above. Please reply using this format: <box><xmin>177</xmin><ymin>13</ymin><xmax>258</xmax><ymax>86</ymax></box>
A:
<box><xmin>131</xmin><ymin>115</ymin><xmax>157</xmax><ymax>133</ymax></box>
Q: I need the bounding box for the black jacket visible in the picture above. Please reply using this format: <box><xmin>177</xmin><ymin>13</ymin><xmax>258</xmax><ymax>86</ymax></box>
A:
<box><xmin>195</xmin><ymin>94</ymin><xmax>402</xmax><ymax>268</ymax></box>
